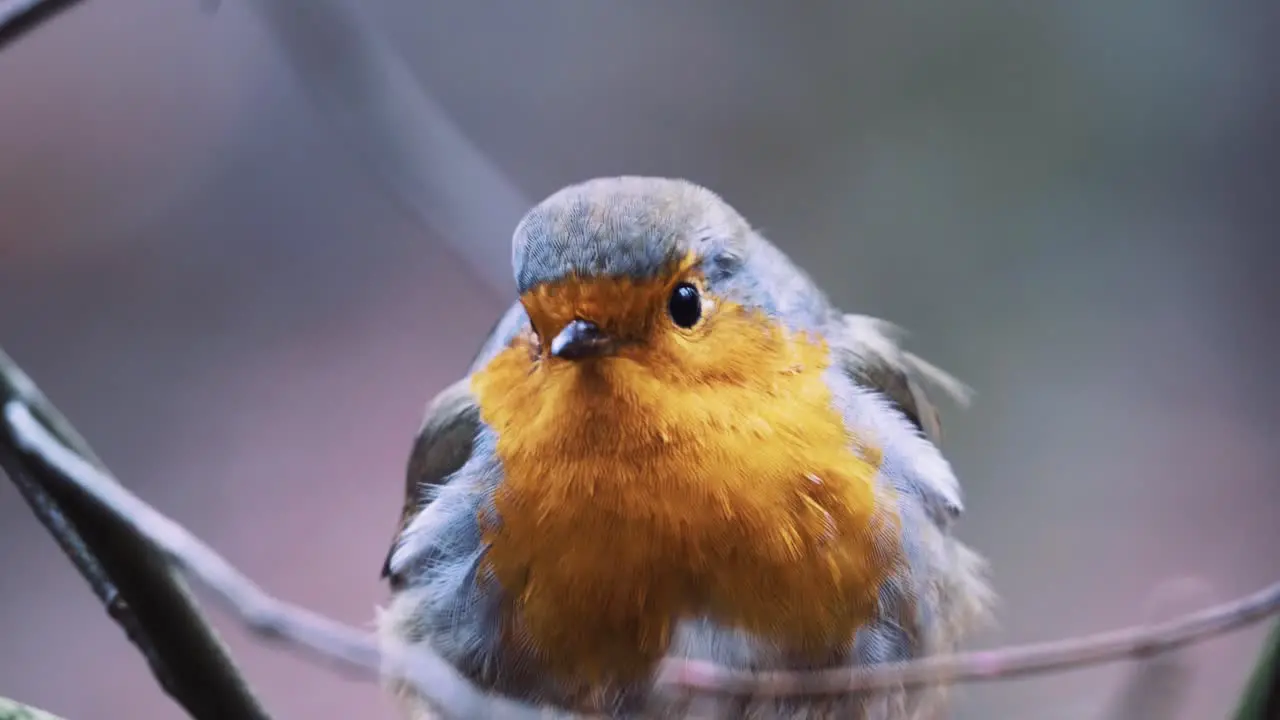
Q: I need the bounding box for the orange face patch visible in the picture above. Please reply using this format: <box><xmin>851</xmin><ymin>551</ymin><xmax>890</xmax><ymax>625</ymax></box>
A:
<box><xmin>470</xmin><ymin>265</ymin><xmax>901</xmax><ymax>687</ymax></box>
<box><xmin>519</xmin><ymin>252</ymin><xmax>702</xmax><ymax>354</ymax></box>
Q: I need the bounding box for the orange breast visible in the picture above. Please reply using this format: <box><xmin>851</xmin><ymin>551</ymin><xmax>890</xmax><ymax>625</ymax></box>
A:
<box><xmin>470</xmin><ymin>307</ymin><xmax>900</xmax><ymax>687</ymax></box>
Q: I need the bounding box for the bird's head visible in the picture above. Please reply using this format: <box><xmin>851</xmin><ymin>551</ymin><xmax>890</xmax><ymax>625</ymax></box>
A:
<box><xmin>511</xmin><ymin>176</ymin><xmax>779</xmax><ymax>384</ymax></box>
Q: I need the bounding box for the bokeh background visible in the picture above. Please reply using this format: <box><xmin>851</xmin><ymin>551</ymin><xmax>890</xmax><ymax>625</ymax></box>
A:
<box><xmin>1</xmin><ymin>2</ymin><xmax>1277</xmax><ymax>718</ymax></box>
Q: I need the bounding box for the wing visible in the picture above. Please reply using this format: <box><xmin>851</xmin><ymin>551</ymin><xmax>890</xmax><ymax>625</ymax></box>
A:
<box><xmin>829</xmin><ymin>313</ymin><xmax>973</xmax><ymax>523</ymax></box>
<box><xmin>380</xmin><ymin>301</ymin><xmax>532</xmax><ymax>587</ymax></box>
<box><xmin>380</xmin><ymin>377</ymin><xmax>481</xmax><ymax>587</ymax></box>
<box><xmin>830</xmin><ymin>313</ymin><xmax>995</xmax><ymax>713</ymax></box>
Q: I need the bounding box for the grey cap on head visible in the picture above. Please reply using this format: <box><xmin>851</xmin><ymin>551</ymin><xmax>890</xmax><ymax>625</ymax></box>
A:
<box><xmin>511</xmin><ymin>177</ymin><xmax>754</xmax><ymax>295</ymax></box>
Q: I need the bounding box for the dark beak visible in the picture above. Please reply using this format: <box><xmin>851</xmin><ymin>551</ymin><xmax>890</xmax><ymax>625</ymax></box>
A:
<box><xmin>549</xmin><ymin>319</ymin><xmax>615</xmax><ymax>360</ymax></box>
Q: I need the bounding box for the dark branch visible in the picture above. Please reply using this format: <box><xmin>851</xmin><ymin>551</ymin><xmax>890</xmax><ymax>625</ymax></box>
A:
<box><xmin>0</xmin><ymin>348</ymin><xmax>272</xmax><ymax>720</ymax></box>
<box><xmin>1</xmin><ymin>445</ymin><xmax>177</xmax><ymax>691</ymax></box>
<box><xmin>0</xmin><ymin>0</ymin><xmax>86</xmax><ymax>51</ymax></box>
<box><xmin>2</xmin><ymin>393</ymin><xmax>550</xmax><ymax>720</ymax></box>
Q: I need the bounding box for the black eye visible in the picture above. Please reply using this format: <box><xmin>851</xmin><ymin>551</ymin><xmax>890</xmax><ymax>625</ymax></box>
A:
<box><xmin>667</xmin><ymin>283</ymin><xmax>702</xmax><ymax>328</ymax></box>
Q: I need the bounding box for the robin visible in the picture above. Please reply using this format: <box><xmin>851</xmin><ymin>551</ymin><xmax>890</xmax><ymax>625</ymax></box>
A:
<box><xmin>378</xmin><ymin>177</ymin><xmax>993</xmax><ymax>719</ymax></box>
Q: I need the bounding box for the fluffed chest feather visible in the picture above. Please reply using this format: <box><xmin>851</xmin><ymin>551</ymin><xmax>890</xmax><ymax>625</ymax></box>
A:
<box><xmin>469</xmin><ymin>332</ymin><xmax>907</xmax><ymax>687</ymax></box>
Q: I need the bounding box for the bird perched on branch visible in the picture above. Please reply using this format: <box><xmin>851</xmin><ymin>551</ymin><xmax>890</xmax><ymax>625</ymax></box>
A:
<box><xmin>378</xmin><ymin>177</ymin><xmax>993</xmax><ymax>719</ymax></box>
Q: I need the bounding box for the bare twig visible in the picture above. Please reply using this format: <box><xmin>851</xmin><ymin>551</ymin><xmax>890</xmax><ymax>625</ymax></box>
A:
<box><xmin>6</xmin><ymin>388</ymin><xmax>1280</xmax><ymax>712</ymax></box>
<box><xmin>0</xmin><ymin>351</ymin><xmax>272</xmax><ymax>720</ymax></box>
<box><xmin>1</xmin><ymin>445</ymin><xmax>174</xmax><ymax>686</ymax></box>
<box><xmin>654</xmin><ymin>581</ymin><xmax>1280</xmax><ymax>700</ymax></box>
<box><xmin>1098</xmin><ymin>578</ymin><xmax>1211</xmax><ymax>720</ymax></box>
<box><xmin>0</xmin><ymin>0</ymin><xmax>84</xmax><ymax>50</ymax></box>
<box><xmin>2</xmin><ymin>398</ymin><xmax>548</xmax><ymax>720</ymax></box>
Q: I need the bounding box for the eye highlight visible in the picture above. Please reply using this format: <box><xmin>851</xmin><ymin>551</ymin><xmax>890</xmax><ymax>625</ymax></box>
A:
<box><xmin>667</xmin><ymin>282</ymin><xmax>702</xmax><ymax>328</ymax></box>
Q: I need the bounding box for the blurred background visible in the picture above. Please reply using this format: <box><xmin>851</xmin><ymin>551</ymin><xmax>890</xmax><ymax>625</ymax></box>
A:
<box><xmin>1</xmin><ymin>1</ymin><xmax>1277</xmax><ymax>718</ymax></box>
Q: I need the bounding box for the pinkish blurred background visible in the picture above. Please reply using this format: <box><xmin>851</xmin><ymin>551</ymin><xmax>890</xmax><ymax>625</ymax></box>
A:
<box><xmin>1</xmin><ymin>2</ymin><xmax>1277</xmax><ymax>718</ymax></box>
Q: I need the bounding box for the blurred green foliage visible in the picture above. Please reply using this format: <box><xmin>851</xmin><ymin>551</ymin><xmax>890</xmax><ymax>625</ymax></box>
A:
<box><xmin>0</xmin><ymin>698</ymin><xmax>64</xmax><ymax>720</ymax></box>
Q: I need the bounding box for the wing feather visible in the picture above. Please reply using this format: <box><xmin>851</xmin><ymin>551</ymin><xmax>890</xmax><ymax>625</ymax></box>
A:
<box><xmin>380</xmin><ymin>377</ymin><xmax>481</xmax><ymax>586</ymax></box>
<box><xmin>830</xmin><ymin>313</ymin><xmax>973</xmax><ymax>522</ymax></box>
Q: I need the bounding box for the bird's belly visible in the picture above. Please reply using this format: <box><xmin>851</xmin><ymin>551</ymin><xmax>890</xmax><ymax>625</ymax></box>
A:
<box><xmin>479</xmin><ymin>444</ymin><xmax>896</xmax><ymax>687</ymax></box>
<box><xmin>480</xmin><ymin>460</ymin><xmax>719</xmax><ymax>683</ymax></box>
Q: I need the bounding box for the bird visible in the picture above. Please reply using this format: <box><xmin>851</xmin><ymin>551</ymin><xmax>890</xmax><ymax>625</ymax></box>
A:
<box><xmin>377</xmin><ymin>176</ymin><xmax>993</xmax><ymax>719</ymax></box>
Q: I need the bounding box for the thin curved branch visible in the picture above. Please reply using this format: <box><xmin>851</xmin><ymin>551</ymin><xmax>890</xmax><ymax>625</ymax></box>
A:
<box><xmin>654</xmin><ymin>581</ymin><xmax>1280</xmax><ymax>699</ymax></box>
<box><xmin>0</xmin><ymin>350</ymin><xmax>272</xmax><ymax>720</ymax></box>
<box><xmin>1097</xmin><ymin>579</ymin><xmax>1211</xmax><ymax>720</ymax></box>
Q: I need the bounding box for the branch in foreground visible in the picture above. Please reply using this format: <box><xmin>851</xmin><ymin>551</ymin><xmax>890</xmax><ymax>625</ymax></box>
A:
<box><xmin>7</xmin><ymin>391</ymin><xmax>1280</xmax><ymax>711</ymax></box>
<box><xmin>655</xmin><ymin>580</ymin><xmax>1280</xmax><ymax>700</ymax></box>
<box><xmin>1098</xmin><ymin>578</ymin><xmax>1211</xmax><ymax>720</ymax></box>
<box><xmin>0</xmin><ymin>351</ymin><xmax>272</xmax><ymax>720</ymax></box>
<box><xmin>0</xmin><ymin>0</ymin><xmax>85</xmax><ymax>50</ymax></box>
<box><xmin>2</xmin><ymin>399</ymin><xmax>549</xmax><ymax>720</ymax></box>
